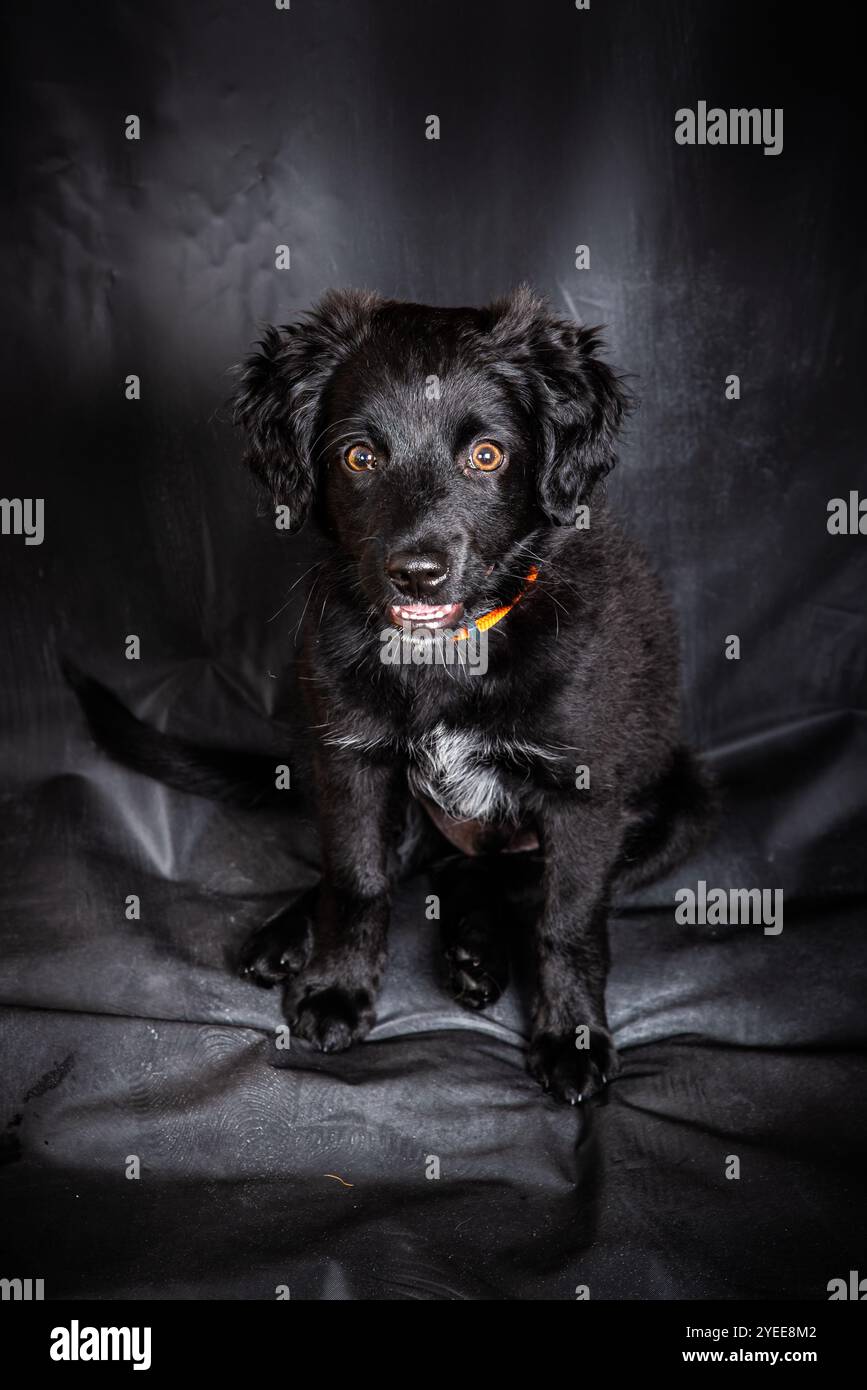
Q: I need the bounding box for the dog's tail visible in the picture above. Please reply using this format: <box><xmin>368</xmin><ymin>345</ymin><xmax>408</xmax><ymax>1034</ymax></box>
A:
<box><xmin>63</xmin><ymin>659</ymin><xmax>294</xmax><ymax>810</ymax></box>
<box><xmin>614</xmin><ymin>745</ymin><xmax>717</xmax><ymax>893</ymax></box>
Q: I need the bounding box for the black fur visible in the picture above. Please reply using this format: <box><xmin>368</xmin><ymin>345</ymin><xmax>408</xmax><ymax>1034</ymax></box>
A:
<box><xmin>70</xmin><ymin>287</ymin><xmax>713</xmax><ymax>1103</ymax></box>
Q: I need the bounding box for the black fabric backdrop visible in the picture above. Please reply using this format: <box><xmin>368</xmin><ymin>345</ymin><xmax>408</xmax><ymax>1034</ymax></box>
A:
<box><xmin>1</xmin><ymin>0</ymin><xmax>866</xmax><ymax>1301</ymax></box>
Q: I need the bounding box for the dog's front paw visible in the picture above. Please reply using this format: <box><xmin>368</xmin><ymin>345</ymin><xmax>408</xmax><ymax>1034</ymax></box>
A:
<box><xmin>528</xmin><ymin>1027</ymin><xmax>619</xmax><ymax>1105</ymax></box>
<box><xmin>288</xmin><ymin>983</ymin><xmax>376</xmax><ymax>1053</ymax></box>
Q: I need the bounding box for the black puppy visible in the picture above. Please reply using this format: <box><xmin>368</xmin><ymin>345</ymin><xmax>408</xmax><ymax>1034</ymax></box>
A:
<box><xmin>68</xmin><ymin>287</ymin><xmax>710</xmax><ymax>1102</ymax></box>
<box><xmin>226</xmin><ymin>286</ymin><xmax>711</xmax><ymax>1103</ymax></box>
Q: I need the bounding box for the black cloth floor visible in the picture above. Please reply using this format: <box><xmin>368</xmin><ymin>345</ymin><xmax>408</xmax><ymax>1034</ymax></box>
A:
<box><xmin>0</xmin><ymin>701</ymin><xmax>865</xmax><ymax>1299</ymax></box>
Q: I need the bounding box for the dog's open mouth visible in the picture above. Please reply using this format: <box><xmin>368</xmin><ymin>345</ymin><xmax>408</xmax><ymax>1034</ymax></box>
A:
<box><xmin>388</xmin><ymin>601</ymin><xmax>464</xmax><ymax>630</ymax></box>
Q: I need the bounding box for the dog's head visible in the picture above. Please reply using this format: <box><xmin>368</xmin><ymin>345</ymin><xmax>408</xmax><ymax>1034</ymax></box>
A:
<box><xmin>234</xmin><ymin>287</ymin><xmax>626</xmax><ymax>630</ymax></box>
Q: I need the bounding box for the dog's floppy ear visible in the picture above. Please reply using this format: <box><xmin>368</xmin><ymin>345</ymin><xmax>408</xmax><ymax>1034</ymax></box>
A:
<box><xmin>486</xmin><ymin>287</ymin><xmax>628</xmax><ymax>526</ymax></box>
<box><xmin>233</xmin><ymin>289</ymin><xmax>380</xmax><ymax>532</ymax></box>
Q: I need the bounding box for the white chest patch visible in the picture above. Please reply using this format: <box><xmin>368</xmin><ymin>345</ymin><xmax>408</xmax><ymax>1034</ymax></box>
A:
<box><xmin>408</xmin><ymin>723</ymin><xmax>561</xmax><ymax>823</ymax></box>
<box><xmin>410</xmin><ymin>726</ymin><xmax>513</xmax><ymax>822</ymax></box>
<box><xmin>323</xmin><ymin>720</ymin><xmax>564</xmax><ymax>823</ymax></box>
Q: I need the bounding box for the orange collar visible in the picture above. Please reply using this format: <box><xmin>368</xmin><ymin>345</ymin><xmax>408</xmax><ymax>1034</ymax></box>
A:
<box><xmin>453</xmin><ymin>566</ymin><xmax>539</xmax><ymax>641</ymax></box>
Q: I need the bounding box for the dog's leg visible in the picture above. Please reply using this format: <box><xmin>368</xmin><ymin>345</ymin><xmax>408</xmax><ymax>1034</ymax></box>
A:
<box><xmin>528</xmin><ymin>805</ymin><xmax>625</xmax><ymax>1104</ymax></box>
<box><xmin>290</xmin><ymin>754</ymin><xmax>407</xmax><ymax>1050</ymax></box>
<box><xmin>613</xmin><ymin>746</ymin><xmax>716</xmax><ymax>893</ymax></box>
<box><xmin>240</xmin><ymin>755</ymin><xmax>405</xmax><ymax>1052</ymax></box>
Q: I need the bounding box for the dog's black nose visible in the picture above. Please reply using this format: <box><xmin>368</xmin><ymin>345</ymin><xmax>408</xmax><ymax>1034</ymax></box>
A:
<box><xmin>386</xmin><ymin>550</ymin><xmax>449</xmax><ymax>598</ymax></box>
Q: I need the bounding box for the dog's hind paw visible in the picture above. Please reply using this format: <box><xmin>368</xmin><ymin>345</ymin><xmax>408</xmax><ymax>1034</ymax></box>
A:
<box><xmin>288</xmin><ymin>984</ymin><xmax>376</xmax><ymax>1052</ymax></box>
<box><xmin>237</xmin><ymin>910</ymin><xmax>313</xmax><ymax>987</ymax></box>
<box><xmin>528</xmin><ymin>1027</ymin><xmax>619</xmax><ymax>1105</ymax></box>
<box><xmin>445</xmin><ymin>941</ymin><xmax>508</xmax><ymax>1010</ymax></box>
<box><xmin>442</xmin><ymin>909</ymin><xmax>510</xmax><ymax>1011</ymax></box>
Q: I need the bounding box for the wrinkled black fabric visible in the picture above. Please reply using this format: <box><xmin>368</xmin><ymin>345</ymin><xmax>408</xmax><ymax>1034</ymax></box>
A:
<box><xmin>1</xmin><ymin>0</ymin><xmax>866</xmax><ymax>1300</ymax></box>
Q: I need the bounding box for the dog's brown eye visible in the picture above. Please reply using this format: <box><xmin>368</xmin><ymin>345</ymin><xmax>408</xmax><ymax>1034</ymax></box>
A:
<box><xmin>344</xmin><ymin>443</ymin><xmax>377</xmax><ymax>472</ymax></box>
<box><xmin>469</xmin><ymin>441</ymin><xmax>505</xmax><ymax>472</ymax></box>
